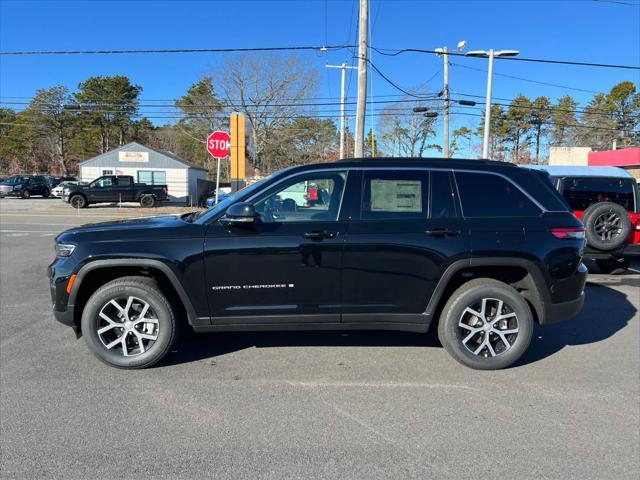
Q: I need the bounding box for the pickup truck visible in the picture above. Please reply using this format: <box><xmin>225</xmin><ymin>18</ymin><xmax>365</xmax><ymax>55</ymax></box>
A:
<box><xmin>62</xmin><ymin>175</ymin><xmax>169</xmax><ymax>208</ymax></box>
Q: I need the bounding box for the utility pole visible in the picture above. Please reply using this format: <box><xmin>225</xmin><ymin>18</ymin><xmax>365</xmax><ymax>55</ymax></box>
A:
<box><xmin>354</xmin><ymin>0</ymin><xmax>368</xmax><ymax>157</ymax></box>
<box><xmin>435</xmin><ymin>41</ymin><xmax>466</xmax><ymax>158</ymax></box>
<box><xmin>326</xmin><ymin>63</ymin><xmax>357</xmax><ymax>159</ymax></box>
<box><xmin>442</xmin><ymin>47</ymin><xmax>450</xmax><ymax>158</ymax></box>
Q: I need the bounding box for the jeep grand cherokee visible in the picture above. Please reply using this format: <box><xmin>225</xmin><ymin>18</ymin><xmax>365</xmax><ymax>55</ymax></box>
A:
<box><xmin>49</xmin><ymin>158</ymin><xmax>587</xmax><ymax>370</ymax></box>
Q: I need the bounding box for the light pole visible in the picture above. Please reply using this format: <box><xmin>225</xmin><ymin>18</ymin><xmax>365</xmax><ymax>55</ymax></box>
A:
<box><xmin>466</xmin><ymin>49</ymin><xmax>519</xmax><ymax>159</ymax></box>
<box><xmin>435</xmin><ymin>40</ymin><xmax>466</xmax><ymax>158</ymax></box>
<box><xmin>326</xmin><ymin>63</ymin><xmax>358</xmax><ymax>159</ymax></box>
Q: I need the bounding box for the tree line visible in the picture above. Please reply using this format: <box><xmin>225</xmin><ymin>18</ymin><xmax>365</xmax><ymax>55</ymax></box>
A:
<box><xmin>0</xmin><ymin>52</ymin><xmax>638</xmax><ymax>177</ymax></box>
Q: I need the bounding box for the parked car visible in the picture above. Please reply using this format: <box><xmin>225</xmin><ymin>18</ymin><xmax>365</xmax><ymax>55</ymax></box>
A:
<box><xmin>205</xmin><ymin>191</ymin><xmax>231</xmax><ymax>207</ymax></box>
<box><xmin>0</xmin><ymin>175</ymin><xmax>51</xmax><ymax>198</ymax></box>
<box><xmin>51</xmin><ymin>180</ymin><xmax>79</xmax><ymax>198</ymax></box>
<box><xmin>49</xmin><ymin>158</ymin><xmax>587</xmax><ymax>370</ymax></box>
<box><xmin>62</xmin><ymin>175</ymin><xmax>169</xmax><ymax>208</ymax></box>
<box><xmin>525</xmin><ymin>165</ymin><xmax>639</xmax><ymax>273</ymax></box>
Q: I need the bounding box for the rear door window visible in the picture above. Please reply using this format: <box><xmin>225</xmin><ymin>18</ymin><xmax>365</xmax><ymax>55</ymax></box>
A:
<box><xmin>360</xmin><ymin>170</ymin><xmax>428</xmax><ymax>220</ymax></box>
<box><xmin>562</xmin><ymin>177</ymin><xmax>635</xmax><ymax>211</ymax></box>
<box><xmin>430</xmin><ymin>170</ymin><xmax>457</xmax><ymax>218</ymax></box>
<box><xmin>455</xmin><ymin>171</ymin><xmax>542</xmax><ymax>218</ymax></box>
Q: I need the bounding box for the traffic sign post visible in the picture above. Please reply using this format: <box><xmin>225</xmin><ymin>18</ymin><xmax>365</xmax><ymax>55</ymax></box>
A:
<box><xmin>206</xmin><ymin>131</ymin><xmax>231</xmax><ymax>205</ymax></box>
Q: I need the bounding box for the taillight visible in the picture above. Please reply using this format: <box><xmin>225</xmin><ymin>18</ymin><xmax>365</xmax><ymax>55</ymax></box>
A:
<box><xmin>549</xmin><ymin>227</ymin><xmax>585</xmax><ymax>239</ymax></box>
<box><xmin>163</xmin><ymin>186</ymin><xmax>168</xmax><ymax>194</ymax></box>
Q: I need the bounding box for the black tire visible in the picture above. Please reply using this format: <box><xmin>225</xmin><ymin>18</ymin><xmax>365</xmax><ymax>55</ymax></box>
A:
<box><xmin>583</xmin><ymin>202</ymin><xmax>631</xmax><ymax>251</ymax></box>
<box><xmin>69</xmin><ymin>194</ymin><xmax>86</xmax><ymax>209</ymax></box>
<box><xmin>140</xmin><ymin>194</ymin><xmax>156</xmax><ymax>208</ymax></box>
<box><xmin>81</xmin><ymin>276</ymin><xmax>177</xmax><ymax>369</ymax></box>
<box><xmin>437</xmin><ymin>278</ymin><xmax>534</xmax><ymax>370</ymax></box>
<box><xmin>21</xmin><ymin>189</ymin><xmax>30</xmax><ymax>199</ymax></box>
<box><xmin>596</xmin><ymin>257</ymin><xmax>630</xmax><ymax>275</ymax></box>
<box><xmin>43</xmin><ymin>188</ymin><xmax>50</xmax><ymax>198</ymax></box>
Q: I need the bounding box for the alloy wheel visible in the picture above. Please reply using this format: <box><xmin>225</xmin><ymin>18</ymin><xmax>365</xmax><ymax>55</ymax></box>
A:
<box><xmin>594</xmin><ymin>212</ymin><xmax>622</xmax><ymax>242</ymax></box>
<box><xmin>458</xmin><ymin>297</ymin><xmax>519</xmax><ymax>357</ymax></box>
<box><xmin>97</xmin><ymin>296</ymin><xmax>159</xmax><ymax>357</ymax></box>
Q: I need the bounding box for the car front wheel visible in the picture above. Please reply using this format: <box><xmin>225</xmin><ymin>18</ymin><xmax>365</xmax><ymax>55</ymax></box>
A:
<box><xmin>81</xmin><ymin>276</ymin><xmax>177</xmax><ymax>369</ymax></box>
<box><xmin>438</xmin><ymin>278</ymin><xmax>534</xmax><ymax>370</ymax></box>
<box><xmin>21</xmin><ymin>189</ymin><xmax>30</xmax><ymax>199</ymax></box>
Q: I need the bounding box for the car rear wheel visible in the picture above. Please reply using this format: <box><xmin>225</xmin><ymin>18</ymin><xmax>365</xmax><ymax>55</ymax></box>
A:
<box><xmin>583</xmin><ymin>202</ymin><xmax>631</xmax><ymax>251</ymax></box>
<box><xmin>140</xmin><ymin>194</ymin><xmax>156</xmax><ymax>208</ymax></box>
<box><xmin>69</xmin><ymin>194</ymin><xmax>86</xmax><ymax>209</ymax></box>
<box><xmin>81</xmin><ymin>276</ymin><xmax>177</xmax><ymax>369</ymax></box>
<box><xmin>596</xmin><ymin>257</ymin><xmax>629</xmax><ymax>275</ymax></box>
<box><xmin>438</xmin><ymin>278</ymin><xmax>534</xmax><ymax>370</ymax></box>
<box><xmin>43</xmin><ymin>188</ymin><xmax>50</xmax><ymax>198</ymax></box>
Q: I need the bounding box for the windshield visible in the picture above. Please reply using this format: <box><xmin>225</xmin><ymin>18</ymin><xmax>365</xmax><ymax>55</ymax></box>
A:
<box><xmin>4</xmin><ymin>176</ymin><xmax>28</xmax><ymax>185</ymax></box>
<box><xmin>191</xmin><ymin>176</ymin><xmax>274</xmax><ymax>223</ymax></box>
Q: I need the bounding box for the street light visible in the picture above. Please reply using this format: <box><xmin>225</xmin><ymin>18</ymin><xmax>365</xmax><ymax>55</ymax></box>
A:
<box><xmin>466</xmin><ymin>49</ymin><xmax>519</xmax><ymax>159</ymax></box>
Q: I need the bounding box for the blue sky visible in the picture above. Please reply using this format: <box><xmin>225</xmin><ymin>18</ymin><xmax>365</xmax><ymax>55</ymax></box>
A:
<box><xmin>1</xmin><ymin>0</ymin><xmax>639</xmax><ymax>153</ymax></box>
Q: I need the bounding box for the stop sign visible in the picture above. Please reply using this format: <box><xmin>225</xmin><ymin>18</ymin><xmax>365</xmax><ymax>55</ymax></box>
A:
<box><xmin>206</xmin><ymin>131</ymin><xmax>231</xmax><ymax>158</ymax></box>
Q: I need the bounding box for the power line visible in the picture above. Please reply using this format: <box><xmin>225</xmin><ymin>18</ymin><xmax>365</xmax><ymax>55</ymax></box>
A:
<box><xmin>451</xmin><ymin>110</ymin><xmax>638</xmax><ymax>133</ymax></box>
<box><xmin>592</xmin><ymin>0</ymin><xmax>640</xmax><ymax>6</ymax></box>
<box><xmin>451</xmin><ymin>62</ymin><xmax>602</xmax><ymax>94</ymax></box>
<box><xmin>0</xmin><ymin>96</ymin><xmax>439</xmax><ymax>109</ymax></box>
<box><xmin>0</xmin><ymin>44</ymin><xmax>356</xmax><ymax>56</ymax></box>
<box><xmin>370</xmin><ymin>45</ymin><xmax>640</xmax><ymax>70</ymax></box>
<box><xmin>365</xmin><ymin>58</ymin><xmax>434</xmax><ymax>98</ymax></box>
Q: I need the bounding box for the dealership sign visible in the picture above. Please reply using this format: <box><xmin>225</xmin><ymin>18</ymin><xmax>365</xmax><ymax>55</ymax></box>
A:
<box><xmin>118</xmin><ymin>151</ymin><xmax>149</xmax><ymax>162</ymax></box>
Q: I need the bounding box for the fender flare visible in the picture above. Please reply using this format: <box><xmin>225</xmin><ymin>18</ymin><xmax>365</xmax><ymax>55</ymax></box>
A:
<box><xmin>424</xmin><ymin>257</ymin><xmax>550</xmax><ymax>322</ymax></box>
<box><xmin>68</xmin><ymin>258</ymin><xmax>199</xmax><ymax>325</ymax></box>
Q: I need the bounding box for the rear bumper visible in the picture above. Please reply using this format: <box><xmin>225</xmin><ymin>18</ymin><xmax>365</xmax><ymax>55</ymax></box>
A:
<box><xmin>541</xmin><ymin>292</ymin><xmax>585</xmax><ymax>325</ymax></box>
<box><xmin>540</xmin><ymin>263</ymin><xmax>587</xmax><ymax>325</ymax></box>
<box><xmin>622</xmin><ymin>243</ymin><xmax>640</xmax><ymax>257</ymax></box>
<box><xmin>583</xmin><ymin>243</ymin><xmax>640</xmax><ymax>259</ymax></box>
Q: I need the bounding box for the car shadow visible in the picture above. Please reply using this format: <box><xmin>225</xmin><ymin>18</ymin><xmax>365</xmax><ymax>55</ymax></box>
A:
<box><xmin>163</xmin><ymin>278</ymin><xmax>638</xmax><ymax>368</ymax></box>
<box><xmin>515</xmin><ymin>277</ymin><xmax>638</xmax><ymax>366</ymax></box>
<box><xmin>165</xmin><ymin>328</ymin><xmax>440</xmax><ymax>367</ymax></box>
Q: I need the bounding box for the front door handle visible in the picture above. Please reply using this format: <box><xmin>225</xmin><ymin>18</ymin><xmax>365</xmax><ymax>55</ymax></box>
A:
<box><xmin>425</xmin><ymin>228</ymin><xmax>460</xmax><ymax>237</ymax></box>
<box><xmin>304</xmin><ymin>230</ymin><xmax>337</xmax><ymax>240</ymax></box>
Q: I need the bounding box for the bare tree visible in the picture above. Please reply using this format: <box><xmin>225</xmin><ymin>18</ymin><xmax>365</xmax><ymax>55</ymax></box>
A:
<box><xmin>216</xmin><ymin>53</ymin><xmax>319</xmax><ymax>173</ymax></box>
<box><xmin>378</xmin><ymin>96</ymin><xmax>441</xmax><ymax>157</ymax></box>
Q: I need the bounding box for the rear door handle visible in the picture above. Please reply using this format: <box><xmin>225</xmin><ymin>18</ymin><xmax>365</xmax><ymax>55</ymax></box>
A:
<box><xmin>425</xmin><ymin>228</ymin><xmax>460</xmax><ymax>237</ymax></box>
<box><xmin>304</xmin><ymin>230</ymin><xmax>337</xmax><ymax>240</ymax></box>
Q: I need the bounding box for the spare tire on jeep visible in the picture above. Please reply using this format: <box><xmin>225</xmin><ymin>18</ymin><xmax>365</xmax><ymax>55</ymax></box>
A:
<box><xmin>582</xmin><ymin>201</ymin><xmax>631</xmax><ymax>251</ymax></box>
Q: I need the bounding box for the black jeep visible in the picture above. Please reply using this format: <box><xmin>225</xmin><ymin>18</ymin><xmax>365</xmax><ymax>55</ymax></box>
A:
<box><xmin>49</xmin><ymin>158</ymin><xmax>587</xmax><ymax>370</ymax></box>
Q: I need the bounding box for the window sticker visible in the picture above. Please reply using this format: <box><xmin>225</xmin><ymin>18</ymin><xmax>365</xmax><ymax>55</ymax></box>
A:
<box><xmin>370</xmin><ymin>179</ymin><xmax>422</xmax><ymax>212</ymax></box>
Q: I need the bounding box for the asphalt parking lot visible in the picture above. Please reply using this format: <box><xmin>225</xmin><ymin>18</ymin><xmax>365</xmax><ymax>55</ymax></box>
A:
<box><xmin>1</xmin><ymin>197</ymin><xmax>639</xmax><ymax>480</ymax></box>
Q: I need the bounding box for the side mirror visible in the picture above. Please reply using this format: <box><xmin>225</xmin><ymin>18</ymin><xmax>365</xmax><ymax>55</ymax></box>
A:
<box><xmin>220</xmin><ymin>202</ymin><xmax>256</xmax><ymax>225</ymax></box>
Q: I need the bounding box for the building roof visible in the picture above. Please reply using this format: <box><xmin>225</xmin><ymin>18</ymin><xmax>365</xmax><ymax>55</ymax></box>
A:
<box><xmin>78</xmin><ymin>142</ymin><xmax>207</xmax><ymax>171</ymax></box>
<box><xmin>522</xmin><ymin>165</ymin><xmax>634</xmax><ymax>178</ymax></box>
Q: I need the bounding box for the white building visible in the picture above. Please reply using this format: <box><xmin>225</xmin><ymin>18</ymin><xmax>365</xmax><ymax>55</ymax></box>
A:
<box><xmin>78</xmin><ymin>142</ymin><xmax>207</xmax><ymax>204</ymax></box>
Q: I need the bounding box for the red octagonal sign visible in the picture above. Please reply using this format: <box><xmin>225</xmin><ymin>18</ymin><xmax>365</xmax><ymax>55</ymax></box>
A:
<box><xmin>206</xmin><ymin>131</ymin><xmax>231</xmax><ymax>159</ymax></box>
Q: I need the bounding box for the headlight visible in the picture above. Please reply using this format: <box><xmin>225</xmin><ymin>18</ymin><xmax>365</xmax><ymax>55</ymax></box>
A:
<box><xmin>55</xmin><ymin>243</ymin><xmax>76</xmax><ymax>257</ymax></box>
<box><xmin>13</xmin><ymin>185</ymin><xmax>21</xmax><ymax>190</ymax></box>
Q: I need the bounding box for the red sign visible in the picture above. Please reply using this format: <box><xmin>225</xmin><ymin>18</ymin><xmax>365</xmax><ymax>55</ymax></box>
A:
<box><xmin>206</xmin><ymin>131</ymin><xmax>231</xmax><ymax>159</ymax></box>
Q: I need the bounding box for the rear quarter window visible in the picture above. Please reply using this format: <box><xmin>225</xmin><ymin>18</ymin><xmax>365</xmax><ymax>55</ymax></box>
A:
<box><xmin>455</xmin><ymin>171</ymin><xmax>542</xmax><ymax>218</ymax></box>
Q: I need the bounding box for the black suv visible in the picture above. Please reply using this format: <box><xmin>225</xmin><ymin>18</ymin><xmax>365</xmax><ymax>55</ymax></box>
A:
<box><xmin>0</xmin><ymin>175</ymin><xmax>51</xmax><ymax>198</ymax></box>
<box><xmin>49</xmin><ymin>159</ymin><xmax>587</xmax><ymax>370</ymax></box>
